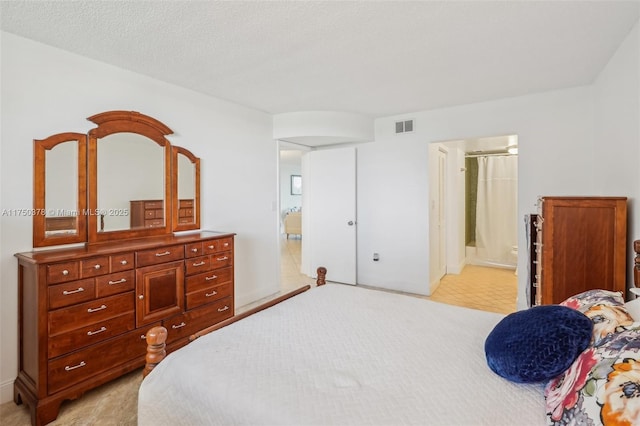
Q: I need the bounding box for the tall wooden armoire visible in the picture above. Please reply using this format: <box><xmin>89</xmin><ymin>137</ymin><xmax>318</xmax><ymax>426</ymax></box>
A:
<box><xmin>535</xmin><ymin>196</ymin><xmax>627</xmax><ymax>305</ymax></box>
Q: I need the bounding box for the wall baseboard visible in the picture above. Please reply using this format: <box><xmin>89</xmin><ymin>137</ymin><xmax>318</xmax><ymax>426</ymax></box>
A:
<box><xmin>0</xmin><ymin>377</ymin><xmax>14</xmax><ymax>404</ymax></box>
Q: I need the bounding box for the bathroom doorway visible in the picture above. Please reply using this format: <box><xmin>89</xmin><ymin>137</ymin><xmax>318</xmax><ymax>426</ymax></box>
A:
<box><xmin>429</xmin><ymin>134</ymin><xmax>518</xmax><ymax>313</ymax></box>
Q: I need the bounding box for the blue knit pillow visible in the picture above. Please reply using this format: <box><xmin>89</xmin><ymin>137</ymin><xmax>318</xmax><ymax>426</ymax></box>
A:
<box><xmin>485</xmin><ymin>305</ymin><xmax>593</xmax><ymax>383</ymax></box>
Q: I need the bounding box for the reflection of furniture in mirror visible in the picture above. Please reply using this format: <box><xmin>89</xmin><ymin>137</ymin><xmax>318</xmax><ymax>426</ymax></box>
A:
<box><xmin>44</xmin><ymin>216</ymin><xmax>77</xmax><ymax>232</ymax></box>
<box><xmin>18</xmin><ymin>111</ymin><xmax>225</xmax><ymax>426</ymax></box>
<box><xmin>130</xmin><ymin>200</ymin><xmax>165</xmax><ymax>228</ymax></box>
<box><xmin>178</xmin><ymin>199</ymin><xmax>195</xmax><ymax>224</ymax></box>
<box><xmin>284</xmin><ymin>211</ymin><xmax>302</xmax><ymax>238</ymax></box>
<box><xmin>33</xmin><ymin>132</ymin><xmax>87</xmax><ymax>247</ymax></box>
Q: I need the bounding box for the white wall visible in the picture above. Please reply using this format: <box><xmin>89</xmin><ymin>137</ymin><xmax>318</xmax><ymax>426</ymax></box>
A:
<box><xmin>592</xmin><ymin>22</ymin><xmax>640</xmax><ymax>285</ymax></box>
<box><xmin>0</xmin><ymin>33</ymin><xmax>278</xmax><ymax>403</ymax></box>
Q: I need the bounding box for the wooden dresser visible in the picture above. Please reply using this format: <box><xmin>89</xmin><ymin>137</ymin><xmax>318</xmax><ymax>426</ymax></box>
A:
<box><xmin>14</xmin><ymin>231</ymin><xmax>234</xmax><ymax>426</ymax></box>
<box><xmin>534</xmin><ymin>196</ymin><xmax>627</xmax><ymax>305</ymax></box>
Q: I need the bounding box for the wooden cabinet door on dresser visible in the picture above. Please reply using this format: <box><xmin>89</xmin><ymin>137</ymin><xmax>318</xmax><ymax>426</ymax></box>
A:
<box><xmin>535</xmin><ymin>197</ymin><xmax>627</xmax><ymax>305</ymax></box>
<box><xmin>14</xmin><ymin>231</ymin><xmax>234</xmax><ymax>426</ymax></box>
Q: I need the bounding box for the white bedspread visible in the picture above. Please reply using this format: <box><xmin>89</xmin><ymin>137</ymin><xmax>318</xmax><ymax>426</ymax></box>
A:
<box><xmin>138</xmin><ymin>284</ymin><xmax>546</xmax><ymax>425</ymax></box>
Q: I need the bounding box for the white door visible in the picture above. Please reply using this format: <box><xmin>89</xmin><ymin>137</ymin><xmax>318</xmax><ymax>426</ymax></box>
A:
<box><xmin>303</xmin><ymin>147</ymin><xmax>357</xmax><ymax>285</ymax></box>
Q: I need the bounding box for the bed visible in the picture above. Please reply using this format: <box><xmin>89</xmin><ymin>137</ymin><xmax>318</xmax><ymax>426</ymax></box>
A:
<box><xmin>137</xmin><ymin>270</ymin><xmax>547</xmax><ymax>425</ymax></box>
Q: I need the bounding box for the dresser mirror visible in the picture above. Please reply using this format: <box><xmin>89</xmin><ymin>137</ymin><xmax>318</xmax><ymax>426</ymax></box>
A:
<box><xmin>32</xmin><ymin>111</ymin><xmax>200</xmax><ymax>247</ymax></box>
<box><xmin>96</xmin><ymin>132</ymin><xmax>166</xmax><ymax>233</ymax></box>
<box><xmin>33</xmin><ymin>132</ymin><xmax>87</xmax><ymax>247</ymax></box>
<box><xmin>172</xmin><ymin>146</ymin><xmax>200</xmax><ymax>231</ymax></box>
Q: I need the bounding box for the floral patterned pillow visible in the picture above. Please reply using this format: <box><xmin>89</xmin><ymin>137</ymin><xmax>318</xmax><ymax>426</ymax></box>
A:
<box><xmin>561</xmin><ymin>289</ymin><xmax>634</xmax><ymax>345</ymax></box>
<box><xmin>545</xmin><ymin>324</ymin><xmax>640</xmax><ymax>425</ymax></box>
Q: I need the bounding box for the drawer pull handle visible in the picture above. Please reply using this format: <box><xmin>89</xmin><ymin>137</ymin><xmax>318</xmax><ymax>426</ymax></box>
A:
<box><xmin>62</xmin><ymin>270</ymin><xmax>69</xmax><ymax>276</ymax></box>
<box><xmin>108</xmin><ymin>278</ymin><xmax>127</xmax><ymax>285</ymax></box>
<box><xmin>216</xmin><ymin>256</ymin><xmax>228</xmax><ymax>261</ymax></box>
<box><xmin>140</xmin><ymin>334</ymin><xmax>146</xmax><ymax>340</ymax></box>
<box><xmin>87</xmin><ymin>304</ymin><xmax>107</xmax><ymax>313</ymax></box>
<box><xmin>87</xmin><ymin>326</ymin><xmax>107</xmax><ymax>336</ymax></box>
<box><xmin>191</xmin><ymin>248</ymin><xmax>199</xmax><ymax>253</ymax></box>
<box><xmin>192</xmin><ymin>261</ymin><xmax>206</xmax><ymax>267</ymax></box>
<box><xmin>172</xmin><ymin>322</ymin><xmax>186</xmax><ymax>329</ymax></box>
<box><xmin>205</xmin><ymin>275</ymin><xmax>218</xmax><ymax>281</ymax></box>
<box><xmin>65</xmin><ymin>361</ymin><xmax>86</xmax><ymax>371</ymax></box>
<box><xmin>218</xmin><ymin>305</ymin><xmax>229</xmax><ymax>312</ymax></box>
<box><xmin>94</xmin><ymin>264</ymin><xmax>102</xmax><ymax>270</ymax></box>
<box><xmin>63</xmin><ymin>287</ymin><xmax>85</xmax><ymax>295</ymax></box>
<box><xmin>155</xmin><ymin>251</ymin><xmax>171</xmax><ymax>257</ymax></box>
<box><xmin>120</xmin><ymin>260</ymin><xmax>128</xmax><ymax>265</ymax></box>
<box><xmin>207</xmin><ymin>245</ymin><xmax>215</xmax><ymax>249</ymax></box>
<box><xmin>223</xmin><ymin>243</ymin><xmax>229</xmax><ymax>247</ymax></box>
<box><xmin>205</xmin><ymin>290</ymin><xmax>218</xmax><ymax>297</ymax></box>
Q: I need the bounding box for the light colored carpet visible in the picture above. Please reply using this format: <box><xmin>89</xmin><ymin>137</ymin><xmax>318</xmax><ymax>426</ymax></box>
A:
<box><xmin>1</xmin><ymin>368</ymin><xmax>141</xmax><ymax>426</ymax></box>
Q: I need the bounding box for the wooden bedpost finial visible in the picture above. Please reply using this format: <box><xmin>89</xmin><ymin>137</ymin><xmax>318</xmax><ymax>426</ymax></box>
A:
<box><xmin>316</xmin><ymin>266</ymin><xmax>327</xmax><ymax>286</ymax></box>
<box><xmin>143</xmin><ymin>326</ymin><xmax>168</xmax><ymax>378</ymax></box>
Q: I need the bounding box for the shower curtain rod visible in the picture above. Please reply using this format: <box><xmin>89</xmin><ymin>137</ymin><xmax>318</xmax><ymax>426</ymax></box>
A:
<box><xmin>465</xmin><ymin>152</ymin><xmax>516</xmax><ymax>158</ymax></box>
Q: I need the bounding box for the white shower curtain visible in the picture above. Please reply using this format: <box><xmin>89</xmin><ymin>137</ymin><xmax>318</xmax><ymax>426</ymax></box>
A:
<box><xmin>475</xmin><ymin>155</ymin><xmax>518</xmax><ymax>266</ymax></box>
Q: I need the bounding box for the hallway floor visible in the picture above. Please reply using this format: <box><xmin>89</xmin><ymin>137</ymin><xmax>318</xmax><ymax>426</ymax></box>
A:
<box><xmin>278</xmin><ymin>236</ymin><xmax>517</xmax><ymax>315</ymax></box>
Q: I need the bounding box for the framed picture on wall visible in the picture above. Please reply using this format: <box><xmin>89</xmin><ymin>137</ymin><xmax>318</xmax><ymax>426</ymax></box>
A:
<box><xmin>291</xmin><ymin>175</ymin><xmax>302</xmax><ymax>195</ymax></box>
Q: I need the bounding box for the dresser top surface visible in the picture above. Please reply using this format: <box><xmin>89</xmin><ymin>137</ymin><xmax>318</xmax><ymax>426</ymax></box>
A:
<box><xmin>15</xmin><ymin>230</ymin><xmax>235</xmax><ymax>263</ymax></box>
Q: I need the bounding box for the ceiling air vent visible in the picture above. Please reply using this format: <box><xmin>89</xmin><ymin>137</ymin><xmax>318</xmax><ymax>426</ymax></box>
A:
<box><xmin>395</xmin><ymin>119</ymin><xmax>414</xmax><ymax>134</ymax></box>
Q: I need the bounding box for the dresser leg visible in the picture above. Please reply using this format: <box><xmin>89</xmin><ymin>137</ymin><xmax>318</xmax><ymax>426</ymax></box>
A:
<box><xmin>14</xmin><ymin>380</ymin><xmax>63</xmax><ymax>426</ymax></box>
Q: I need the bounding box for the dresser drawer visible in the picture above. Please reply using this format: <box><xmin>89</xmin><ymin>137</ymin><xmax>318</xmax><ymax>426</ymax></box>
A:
<box><xmin>185</xmin><ymin>242</ymin><xmax>203</xmax><ymax>259</ymax></box>
<box><xmin>185</xmin><ymin>266</ymin><xmax>233</xmax><ymax>293</ymax></box>
<box><xmin>81</xmin><ymin>256</ymin><xmax>110</xmax><ymax>278</ymax></box>
<box><xmin>48</xmin><ymin>327</ymin><xmax>147</xmax><ymax>395</ymax></box>
<box><xmin>202</xmin><ymin>237</ymin><xmax>233</xmax><ymax>255</ymax></box>
<box><xmin>163</xmin><ymin>297</ymin><xmax>233</xmax><ymax>344</ymax></box>
<box><xmin>48</xmin><ymin>279</ymin><xmax>95</xmax><ymax>310</ymax></box>
<box><xmin>186</xmin><ymin>283</ymin><xmax>232</xmax><ymax>310</ymax></box>
<box><xmin>47</xmin><ymin>261</ymin><xmax>80</xmax><ymax>284</ymax></box>
<box><xmin>48</xmin><ymin>312</ymin><xmax>135</xmax><ymax>358</ymax></box>
<box><xmin>211</xmin><ymin>251</ymin><xmax>233</xmax><ymax>269</ymax></box>
<box><xmin>136</xmin><ymin>244</ymin><xmax>184</xmax><ymax>267</ymax></box>
<box><xmin>144</xmin><ymin>201</ymin><xmax>163</xmax><ymax>210</ymax></box>
<box><xmin>185</xmin><ymin>256</ymin><xmax>211</xmax><ymax>275</ymax></box>
<box><xmin>96</xmin><ymin>270</ymin><xmax>135</xmax><ymax>298</ymax></box>
<box><xmin>110</xmin><ymin>253</ymin><xmax>134</xmax><ymax>272</ymax></box>
<box><xmin>144</xmin><ymin>219</ymin><xmax>164</xmax><ymax>228</ymax></box>
<box><xmin>49</xmin><ymin>292</ymin><xmax>134</xmax><ymax>336</ymax></box>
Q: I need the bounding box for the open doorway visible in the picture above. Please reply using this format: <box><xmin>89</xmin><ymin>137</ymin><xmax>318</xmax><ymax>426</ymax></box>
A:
<box><xmin>428</xmin><ymin>135</ymin><xmax>518</xmax><ymax>314</ymax></box>
<box><xmin>278</xmin><ymin>142</ymin><xmax>315</xmax><ymax>293</ymax></box>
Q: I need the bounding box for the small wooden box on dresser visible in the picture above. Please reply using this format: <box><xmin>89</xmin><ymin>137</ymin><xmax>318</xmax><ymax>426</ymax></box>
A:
<box><xmin>14</xmin><ymin>231</ymin><xmax>234</xmax><ymax>426</ymax></box>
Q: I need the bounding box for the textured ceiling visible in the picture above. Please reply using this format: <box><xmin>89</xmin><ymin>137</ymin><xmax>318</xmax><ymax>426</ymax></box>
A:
<box><xmin>1</xmin><ymin>1</ymin><xmax>638</xmax><ymax>117</ymax></box>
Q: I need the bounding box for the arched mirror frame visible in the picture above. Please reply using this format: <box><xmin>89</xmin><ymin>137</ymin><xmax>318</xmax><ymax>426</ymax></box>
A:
<box><xmin>33</xmin><ymin>110</ymin><xmax>201</xmax><ymax>247</ymax></box>
<box><xmin>33</xmin><ymin>132</ymin><xmax>87</xmax><ymax>247</ymax></box>
<box><xmin>87</xmin><ymin>111</ymin><xmax>173</xmax><ymax>243</ymax></box>
<box><xmin>172</xmin><ymin>146</ymin><xmax>201</xmax><ymax>232</ymax></box>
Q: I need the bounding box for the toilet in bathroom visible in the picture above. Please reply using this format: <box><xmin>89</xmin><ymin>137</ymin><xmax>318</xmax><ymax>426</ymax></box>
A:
<box><xmin>511</xmin><ymin>245</ymin><xmax>518</xmax><ymax>275</ymax></box>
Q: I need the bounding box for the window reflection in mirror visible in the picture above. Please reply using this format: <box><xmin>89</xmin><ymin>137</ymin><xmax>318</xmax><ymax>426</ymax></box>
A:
<box><xmin>177</xmin><ymin>152</ymin><xmax>195</xmax><ymax>225</ymax></box>
<box><xmin>97</xmin><ymin>132</ymin><xmax>164</xmax><ymax>232</ymax></box>
<box><xmin>45</xmin><ymin>140</ymin><xmax>78</xmax><ymax>235</ymax></box>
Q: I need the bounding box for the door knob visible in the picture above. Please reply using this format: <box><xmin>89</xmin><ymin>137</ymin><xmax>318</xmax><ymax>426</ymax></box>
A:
<box><xmin>347</xmin><ymin>221</ymin><xmax>355</xmax><ymax>226</ymax></box>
